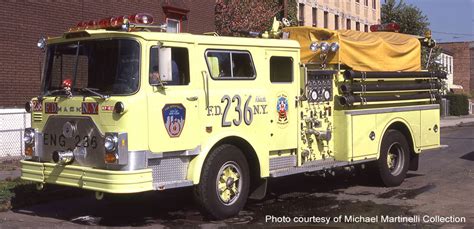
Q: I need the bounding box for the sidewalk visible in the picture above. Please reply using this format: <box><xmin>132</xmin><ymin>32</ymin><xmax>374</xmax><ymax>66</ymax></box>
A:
<box><xmin>440</xmin><ymin>114</ymin><xmax>474</xmax><ymax>128</ymax></box>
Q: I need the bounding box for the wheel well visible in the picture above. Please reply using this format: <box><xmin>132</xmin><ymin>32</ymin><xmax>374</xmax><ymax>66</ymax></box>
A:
<box><xmin>387</xmin><ymin>122</ymin><xmax>414</xmax><ymax>153</ymax></box>
<box><xmin>386</xmin><ymin>122</ymin><xmax>418</xmax><ymax>170</ymax></box>
<box><xmin>211</xmin><ymin>137</ymin><xmax>261</xmax><ymax>191</ymax></box>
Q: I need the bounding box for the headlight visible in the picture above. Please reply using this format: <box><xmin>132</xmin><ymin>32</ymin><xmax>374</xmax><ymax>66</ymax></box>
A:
<box><xmin>104</xmin><ymin>135</ymin><xmax>118</xmax><ymax>152</ymax></box>
<box><xmin>309</xmin><ymin>42</ymin><xmax>319</xmax><ymax>52</ymax></box>
<box><xmin>330</xmin><ymin>42</ymin><xmax>340</xmax><ymax>52</ymax></box>
<box><xmin>320</xmin><ymin>42</ymin><xmax>330</xmax><ymax>53</ymax></box>
<box><xmin>23</xmin><ymin>128</ymin><xmax>35</xmax><ymax>145</ymax></box>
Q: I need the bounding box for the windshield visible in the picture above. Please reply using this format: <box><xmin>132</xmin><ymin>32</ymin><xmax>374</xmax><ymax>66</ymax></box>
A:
<box><xmin>43</xmin><ymin>39</ymin><xmax>140</xmax><ymax>96</ymax></box>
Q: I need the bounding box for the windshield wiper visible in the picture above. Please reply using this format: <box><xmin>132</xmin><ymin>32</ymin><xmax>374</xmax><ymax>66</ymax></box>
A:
<box><xmin>80</xmin><ymin>87</ymin><xmax>109</xmax><ymax>99</ymax></box>
<box><xmin>37</xmin><ymin>89</ymin><xmax>67</xmax><ymax>100</ymax></box>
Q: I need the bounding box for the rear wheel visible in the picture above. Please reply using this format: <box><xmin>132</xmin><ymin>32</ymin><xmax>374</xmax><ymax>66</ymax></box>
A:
<box><xmin>194</xmin><ymin>144</ymin><xmax>250</xmax><ymax>219</ymax></box>
<box><xmin>375</xmin><ymin>129</ymin><xmax>410</xmax><ymax>187</ymax></box>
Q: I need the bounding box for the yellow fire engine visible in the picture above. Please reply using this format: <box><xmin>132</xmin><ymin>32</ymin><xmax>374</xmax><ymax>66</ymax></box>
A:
<box><xmin>21</xmin><ymin>14</ymin><xmax>445</xmax><ymax>219</ymax></box>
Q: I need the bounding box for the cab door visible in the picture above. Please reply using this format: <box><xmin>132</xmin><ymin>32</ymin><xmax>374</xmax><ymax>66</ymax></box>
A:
<box><xmin>265</xmin><ymin>50</ymin><xmax>299</xmax><ymax>151</ymax></box>
<box><xmin>147</xmin><ymin>43</ymin><xmax>201</xmax><ymax>153</ymax></box>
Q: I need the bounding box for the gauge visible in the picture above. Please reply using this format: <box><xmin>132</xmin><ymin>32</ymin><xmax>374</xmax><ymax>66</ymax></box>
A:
<box><xmin>311</xmin><ymin>90</ymin><xmax>318</xmax><ymax>101</ymax></box>
<box><xmin>323</xmin><ymin>90</ymin><xmax>331</xmax><ymax>100</ymax></box>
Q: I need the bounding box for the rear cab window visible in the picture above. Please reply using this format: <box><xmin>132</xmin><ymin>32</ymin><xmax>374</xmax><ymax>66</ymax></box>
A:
<box><xmin>205</xmin><ymin>50</ymin><xmax>256</xmax><ymax>80</ymax></box>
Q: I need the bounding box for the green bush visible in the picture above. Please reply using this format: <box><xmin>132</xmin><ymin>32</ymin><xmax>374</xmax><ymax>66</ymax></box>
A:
<box><xmin>445</xmin><ymin>93</ymin><xmax>469</xmax><ymax>116</ymax></box>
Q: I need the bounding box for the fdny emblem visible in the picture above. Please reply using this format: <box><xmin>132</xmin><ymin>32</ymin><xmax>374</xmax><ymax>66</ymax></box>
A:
<box><xmin>276</xmin><ymin>94</ymin><xmax>289</xmax><ymax>125</ymax></box>
<box><xmin>162</xmin><ymin>104</ymin><xmax>186</xmax><ymax>138</ymax></box>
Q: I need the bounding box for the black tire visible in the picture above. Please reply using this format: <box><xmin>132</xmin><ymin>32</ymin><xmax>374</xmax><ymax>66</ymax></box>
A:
<box><xmin>194</xmin><ymin>144</ymin><xmax>250</xmax><ymax>220</ymax></box>
<box><xmin>375</xmin><ymin>129</ymin><xmax>410</xmax><ymax>187</ymax></box>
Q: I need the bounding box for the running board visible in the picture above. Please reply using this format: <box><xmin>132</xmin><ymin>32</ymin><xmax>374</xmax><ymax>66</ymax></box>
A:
<box><xmin>153</xmin><ymin>180</ymin><xmax>193</xmax><ymax>190</ymax></box>
<box><xmin>269</xmin><ymin>158</ymin><xmax>376</xmax><ymax>178</ymax></box>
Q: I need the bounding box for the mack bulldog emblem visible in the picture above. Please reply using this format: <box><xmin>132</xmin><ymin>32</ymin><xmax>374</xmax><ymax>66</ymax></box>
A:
<box><xmin>162</xmin><ymin>104</ymin><xmax>186</xmax><ymax>138</ymax></box>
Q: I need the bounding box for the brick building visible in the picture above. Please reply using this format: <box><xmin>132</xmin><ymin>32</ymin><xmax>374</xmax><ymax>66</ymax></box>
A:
<box><xmin>438</xmin><ymin>42</ymin><xmax>474</xmax><ymax>93</ymax></box>
<box><xmin>0</xmin><ymin>1</ymin><xmax>216</xmax><ymax>107</ymax></box>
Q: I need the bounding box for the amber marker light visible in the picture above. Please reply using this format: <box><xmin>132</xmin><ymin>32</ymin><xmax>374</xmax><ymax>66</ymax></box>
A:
<box><xmin>104</xmin><ymin>153</ymin><xmax>118</xmax><ymax>163</ymax></box>
<box><xmin>25</xmin><ymin>146</ymin><xmax>34</xmax><ymax>157</ymax></box>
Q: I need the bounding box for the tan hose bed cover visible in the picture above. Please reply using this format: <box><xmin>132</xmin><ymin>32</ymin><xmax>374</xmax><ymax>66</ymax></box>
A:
<box><xmin>283</xmin><ymin>27</ymin><xmax>421</xmax><ymax>71</ymax></box>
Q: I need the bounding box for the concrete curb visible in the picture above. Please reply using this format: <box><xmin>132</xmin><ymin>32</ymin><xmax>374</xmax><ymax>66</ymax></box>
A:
<box><xmin>440</xmin><ymin>118</ymin><xmax>474</xmax><ymax>128</ymax></box>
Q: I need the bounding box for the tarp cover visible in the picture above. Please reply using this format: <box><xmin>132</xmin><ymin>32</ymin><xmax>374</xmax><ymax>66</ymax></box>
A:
<box><xmin>283</xmin><ymin>27</ymin><xmax>421</xmax><ymax>71</ymax></box>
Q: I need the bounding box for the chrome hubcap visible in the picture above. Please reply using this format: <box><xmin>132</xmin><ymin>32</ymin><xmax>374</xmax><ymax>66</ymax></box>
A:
<box><xmin>216</xmin><ymin>161</ymin><xmax>242</xmax><ymax>206</ymax></box>
<box><xmin>387</xmin><ymin>142</ymin><xmax>404</xmax><ymax>176</ymax></box>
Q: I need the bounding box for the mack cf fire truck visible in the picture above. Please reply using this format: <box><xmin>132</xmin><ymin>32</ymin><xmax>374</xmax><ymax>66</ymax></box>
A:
<box><xmin>21</xmin><ymin>14</ymin><xmax>445</xmax><ymax>219</ymax></box>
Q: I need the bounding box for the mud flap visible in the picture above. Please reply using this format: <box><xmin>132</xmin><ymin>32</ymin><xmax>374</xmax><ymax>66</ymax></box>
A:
<box><xmin>409</xmin><ymin>154</ymin><xmax>419</xmax><ymax>171</ymax></box>
<box><xmin>248</xmin><ymin>178</ymin><xmax>267</xmax><ymax>200</ymax></box>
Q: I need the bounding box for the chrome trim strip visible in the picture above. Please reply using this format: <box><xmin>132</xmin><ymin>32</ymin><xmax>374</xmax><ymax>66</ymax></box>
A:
<box><xmin>269</xmin><ymin>158</ymin><xmax>377</xmax><ymax>178</ymax></box>
<box><xmin>344</xmin><ymin>104</ymin><xmax>440</xmax><ymax>116</ymax></box>
<box><xmin>153</xmin><ymin>180</ymin><xmax>193</xmax><ymax>190</ymax></box>
<box><xmin>106</xmin><ymin>150</ymin><xmax>148</xmax><ymax>171</ymax></box>
<box><xmin>147</xmin><ymin>145</ymin><xmax>201</xmax><ymax>159</ymax></box>
<box><xmin>35</xmin><ymin>131</ymin><xmax>44</xmax><ymax>160</ymax></box>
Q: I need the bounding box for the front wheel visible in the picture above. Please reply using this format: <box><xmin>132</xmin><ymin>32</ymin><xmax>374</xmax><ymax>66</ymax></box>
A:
<box><xmin>194</xmin><ymin>144</ymin><xmax>250</xmax><ymax>219</ymax></box>
<box><xmin>375</xmin><ymin>129</ymin><xmax>410</xmax><ymax>187</ymax></box>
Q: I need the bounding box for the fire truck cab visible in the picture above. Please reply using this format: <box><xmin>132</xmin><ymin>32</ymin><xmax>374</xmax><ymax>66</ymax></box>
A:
<box><xmin>21</xmin><ymin>15</ymin><xmax>444</xmax><ymax>219</ymax></box>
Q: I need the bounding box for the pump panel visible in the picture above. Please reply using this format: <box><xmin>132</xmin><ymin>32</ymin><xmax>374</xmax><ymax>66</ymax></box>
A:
<box><xmin>306</xmin><ymin>70</ymin><xmax>335</xmax><ymax>103</ymax></box>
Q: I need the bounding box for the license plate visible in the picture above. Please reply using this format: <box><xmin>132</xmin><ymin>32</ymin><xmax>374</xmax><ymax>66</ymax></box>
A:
<box><xmin>43</xmin><ymin>133</ymin><xmax>98</xmax><ymax>149</ymax></box>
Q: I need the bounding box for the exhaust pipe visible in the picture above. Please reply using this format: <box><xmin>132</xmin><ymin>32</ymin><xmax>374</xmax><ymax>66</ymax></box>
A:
<box><xmin>52</xmin><ymin>150</ymin><xmax>74</xmax><ymax>165</ymax></box>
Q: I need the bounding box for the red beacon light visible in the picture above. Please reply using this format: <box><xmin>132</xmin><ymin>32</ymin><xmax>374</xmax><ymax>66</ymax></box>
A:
<box><xmin>70</xmin><ymin>13</ymin><xmax>155</xmax><ymax>31</ymax></box>
<box><xmin>86</xmin><ymin>20</ymin><xmax>98</xmax><ymax>29</ymax></box>
<box><xmin>128</xmin><ymin>13</ymin><xmax>154</xmax><ymax>24</ymax></box>
<box><xmin>98</xmin><ymin>17</ymin><xmax>114</xmax><ymax>28</ymax></box>
<box><xmin>370</xmin><ymin>22</ymin><xmax>400</xmax><ymax>32</ymax></box>
<box><xmin>110</xmin><ymin>16</ymin><xmax>127</xmax><ymax>28</ymax></box>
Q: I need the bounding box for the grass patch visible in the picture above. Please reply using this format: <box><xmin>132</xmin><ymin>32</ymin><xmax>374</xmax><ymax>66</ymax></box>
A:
<box><xmin>0</xmin><ymin>178</ymin><xmax>32</xmax><ymax>212</ymax></box>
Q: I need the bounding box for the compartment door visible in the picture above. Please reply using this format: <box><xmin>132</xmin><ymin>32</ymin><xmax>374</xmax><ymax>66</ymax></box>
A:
<box><xmin>420</xmin><ymin>109</ymin><xmax>440</xmax><ymax>147</ymax></box>
<box><xmin>352</xmin><ymin>115</ymin><xmax>378</xmax><ymax>159</ymax></box>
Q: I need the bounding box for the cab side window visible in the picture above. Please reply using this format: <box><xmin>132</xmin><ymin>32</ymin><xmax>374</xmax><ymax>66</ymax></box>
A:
<box><xmin>206</xmin><ymin>50</ymin><xmax>255</xmax><ymax>79</ymax></box>
<box><xmin>270</xmin><ymin>56</ymin><xmax>293</xmax><ymax>83</ymax></box>
<box><xmin>149</xmin><ymin>47</ymin><xmax>190</xmax><ymax>85</ymax></box>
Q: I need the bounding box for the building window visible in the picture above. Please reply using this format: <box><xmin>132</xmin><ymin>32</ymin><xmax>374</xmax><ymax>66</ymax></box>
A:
<box><xmin>356</xmin><ymin>0</ymin><xmax>360</xmax><ymax>3</ymax></box>
<box><xmin>166</xmin><ymin>19</ymin><xmax>180</xmax><ymax>33</ymax></box>
<box><xmin>335</xmin><ymin>15</ymin><xmax>339</xmax><ymax>30</ymax></box>
<box><xmin>346</xmin><ymin>19</ymin><xmax>351</xmax><ymax>29</ymax></box>
<box><xmin>364</xmin><ymin>24</ymin><xmax>368</xmax><ymax>32</ymax></box>
<box><xmin>312</xmin><ymin>7</ymin><xmax>317</xmax><ymax>27</ymax></box>
<box><xmin>372</xmin><ymin>0</ymin><xmax>376</xmax><ymax>9</ymax></box>
<box><xmin>270</xmin><ymin>57</ymin><xmax>293</xmax><ymax>83</ymax></box>
<box><xmin>365</xmin><ymin>0</ymin><xmax>368</xmax><ymax>6</ymax></box>
<box><xmin>324</xmin><ymin>11</ymin><xmax>329</xmax><ymax>28</ymax></box>
<box><xmin>356</xmin><ymin>22</ymin><xmax>360</xmax><ymax>31</ymax></box>
<box><xmin>299</xmin><ymin>3</ymin><xmax>305</xmax><ymax>26</ymax></box>
<box><xmin>162</xmin><ymin>5</ymin><xmax>189</xmax><ymax>33</ymax></box>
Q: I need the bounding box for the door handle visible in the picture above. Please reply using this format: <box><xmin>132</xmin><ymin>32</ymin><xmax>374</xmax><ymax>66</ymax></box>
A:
<box><xmin>187</xmin><ymin>96</ymin><xmax>198</xmax><ymax>101</ymax></box>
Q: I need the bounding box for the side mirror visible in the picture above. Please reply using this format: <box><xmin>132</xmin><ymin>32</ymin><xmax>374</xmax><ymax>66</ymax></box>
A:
<box><xmin>159</xmin><ymin>47</ymin><xmax>172</xmax><ymax>81</ymax></box>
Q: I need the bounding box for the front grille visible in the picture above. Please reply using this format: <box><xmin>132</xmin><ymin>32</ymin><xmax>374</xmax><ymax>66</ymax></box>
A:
<box><xmin>40</xmin><ymin>116</ymin><xmax>104</xmax><ymax>168</ymax></box>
